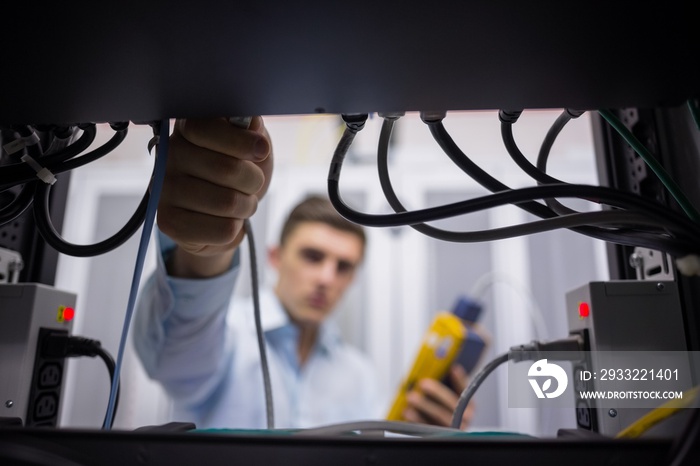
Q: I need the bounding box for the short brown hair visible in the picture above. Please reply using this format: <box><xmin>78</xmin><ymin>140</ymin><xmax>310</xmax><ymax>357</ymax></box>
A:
<box><xmin>279</xmin><ymin>195</ymin><xmax>366</xmax><ymax>249</ymax></box>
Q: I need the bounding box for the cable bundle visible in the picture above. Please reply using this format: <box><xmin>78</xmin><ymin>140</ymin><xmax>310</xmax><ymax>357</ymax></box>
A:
<box><xmin>327</xmin><ymin>108</ymin><xmax>700</xmax><ymax>258</ymax></box>
<box><xmin>0</xmin><ymin>121</ymin><xmax>161</xmax><ymax>257</ymax></box>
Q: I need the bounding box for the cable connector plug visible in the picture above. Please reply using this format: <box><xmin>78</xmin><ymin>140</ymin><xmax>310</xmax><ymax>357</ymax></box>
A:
<box><xmin>509</xmin><ymin>334</ymin><xmax>584</xmax><ymax>363</ymax></box>
<box><xmin>498</xmin><ymin>109</ymin><xmax>523</xmax><ymax>124</ymax></box>
<box><xmin>109</xmin><ymin>122</ymin><xmax>129</xmax><ymax>132</ymax></box>
<box><xmin>43</xmin><ymin>333</ymin><xmax>103</xmax><ymax>358</ymax></box>
<box><xmin>565</xmin><ymin>109</ymin><xmax>586</xmax><ymax>119</ymax></box>
<box><xmin>420</xmin><ymin>111</ymin><xmax>447</xmax><ymax>123</ymax></box>
<box><xmin>341</xmin><ymin>114</ymin><xmax>368</xmax><ymax>134</ymax></box>
<box><xmin>378</xmin><ymin>112</ymin><xmax>405</xmax><ymax>121</ymax></box>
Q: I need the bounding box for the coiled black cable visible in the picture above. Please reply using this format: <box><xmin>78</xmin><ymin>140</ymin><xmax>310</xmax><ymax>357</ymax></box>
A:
<box><xmin>376</xmin><ymin>117</ymin><xmax>697</xmax><ymax>252</ymax></box>
<box><xmin>0</xmin><ymin>124</ymin><xmax>97</xmax><ymax>191</ymax></box>
<box><xmin>31</xmin><ymin>123</ymin><xmax>156</xmax><ymax>257</ymax></box>
<box><xmin>33</xmin><ymin>182</ymin><xmax>150</xmax><ymax>257</ymax></box>
<box><xmin>426</xmin><ymin>116</ymin><xmax>700</xmax><ymax>253</ymax></box>
<box><xmin>328</xmin><ymin>114</ymin><xmax>700</xmax><ymax>256</ymax></box>
<box><xmin>0</xmin><ymin>183</ymin><xmax>35</xmax><ymax>225</ymax></box>
<box><xmin>0</xmin><ymin>124</ymin><xmax>97</xmax><ymax>227</ymax></box>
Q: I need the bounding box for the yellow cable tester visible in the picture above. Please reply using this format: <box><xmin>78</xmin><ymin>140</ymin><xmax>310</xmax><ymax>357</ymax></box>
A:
<box><xmin>386</xmin><ymin>312</ymin><xmax>467</xmax><ymax>421</ymax></box>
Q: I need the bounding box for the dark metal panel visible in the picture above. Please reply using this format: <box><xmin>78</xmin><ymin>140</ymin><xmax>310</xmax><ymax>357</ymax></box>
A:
<box><xmin>0</xmin><ymin>2</ymin><xmax>697</xmax><ymax>124</ymax></box>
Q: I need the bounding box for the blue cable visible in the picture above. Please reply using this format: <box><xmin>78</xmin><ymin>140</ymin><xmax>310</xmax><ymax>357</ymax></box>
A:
<box><xmin>103</xmin><ymin>119</ymin><xmax>170</xmax><ymax>429</ymax></box>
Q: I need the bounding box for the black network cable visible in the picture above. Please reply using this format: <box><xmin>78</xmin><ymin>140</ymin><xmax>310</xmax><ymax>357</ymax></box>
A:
<box><xmin>30</xmin><ymin>123</ymin><xmax>158</xmax><ymax>257</ymax></box>
<box><xmin>376</xmin><ymin>116</ymin><xmax>694</xmax><ymax>250</ymax></box>
<box><xmin>0</xmin><ymin>183</ymin><xmax>35</xmax><ymax>226</ymax></box>
<box><xmin>0</xmin><ymin>123</ymin><xmax>123</xmax><ymax>234</ymax></box>
<box><xmin>502</xmin><ymin>109</ymin><xmax>579</xmax><ymax>216</ymax></box>
<box><xmin>42</xmin><ymin>333</ymin><xmax>120</xmax><ymax>429</ymax></box>
<box><xmin>537</xmin><ymin>110</ymin><xmax>582</xmax><ymax>178</ymax></box>
<box><xmin>56</xmin><ymin>122</ymin><xmax>128</xmax><ymax>173</ymax></box>
<box><xmin>1</xmin><ymin>123</ymin><xmax>121</xmax><ymax>202</ymax></box>
<box><xmin>329</xmin><ymin>116</ymin><xmax>700</xmax><ymax>256</ymax></box>
<box><xmin>0</xmin><ymin>124</ymin><xmax>96</xmax><ymax>227</ymax></box>
<box><xmin>0</xmin><ymin>124</ymin><xmax>97</xmax><ymax>191</ymax></box>
<box><xmin>499</xmin><ymin>109</ymin><xmax>567</xmax><ymax>186</ymax></box>
<box><xmin>421</xmin><ymin>112</ymin><xmax>556</xmax><ymax>220</ymax></box>
<box><xmin>425</xmin><ymin>115</ymin><xmax>694</xmax><ymax>245</ymax></box>
<box><xmin>536</xmin><ymin>109</ymin><xmax>584</xmax><ymax>215</ymax></box>
<box><xmin>33</xmin><ymin>181</ymin><xmax>149</xmax><ymax>257</ymax></box>
<box><xmin>501</xmin><ymin>109</ymin><xmax>700</xmax><ymax>249</ymax></box>
<box><xmin>425</xmin><ymin>114</ymin><xmax>700</xmax><ymax>253</ymax></box>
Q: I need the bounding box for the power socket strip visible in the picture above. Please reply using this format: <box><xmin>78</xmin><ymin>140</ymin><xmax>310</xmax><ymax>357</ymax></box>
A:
<box><xmin>0</xmin><ymin>283</ymin><xmax>76</xmax><ymax>426</ymax></box>
<box><xmin>566</xmin><ymin>280</ymin><xmax>687</xmax><ymax>436</ymax></box>
<box><xmin>26</xmin><ymin>328</ymin><xmax>69</xmax><ymax>426</ymax></box>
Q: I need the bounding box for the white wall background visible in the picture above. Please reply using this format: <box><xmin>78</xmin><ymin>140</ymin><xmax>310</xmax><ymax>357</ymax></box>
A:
<box><xmin>54</xmin><ymin>110</ymin><xmax>608</xmax><ymax>436</ymax></box>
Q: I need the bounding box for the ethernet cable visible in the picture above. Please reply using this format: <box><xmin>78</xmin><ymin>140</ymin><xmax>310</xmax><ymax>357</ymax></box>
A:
<box><xmin>103</xmin><ymin>119</ymin><xmax>169</xmax><ymax>429</ymax></box>
<box><xmin>451</xmin><ymin>352</ymin><xmax>509</xmax><ymax>429</ymax></box>
<box><xmin>329</xmin><ymin>115</ymin><xmax>700</xmax><ymax>255</ymax></box>
<box><xmin>451</xmin><ymin>335</ymin><xmax>584</xmax><ymax>429</ymax></box>
<box><xmin>30</xmin><ymin>123</ymin><xmax>153</xmax><ymax>257</ymax></box>
<box><xmin>244</xmin><ymin>218</ymin><xmax>275</xmax><ymax>430</ymax></box>
<box><xmin>536</xmin><ymin>109</ymin><xmax>585</xmax><ymax>215</ymax></box>
<box><xmin>0</xmin><ymin>124</ymin><xmax>96</xmax><ymax>226</ymax></box>
<box><xmin>0</xmin><ymin>123</ymin><xmax>99</xmax><ymax>190</ymax></box>
<box><xmin>229</xmin><ymin>116</ymin><xmax>274</xmax><ymax>430</ymax></box>
<box><xmin>376</xmin><ymin>115</ymin><xmax>695</xmax><ymax>251</ymax></box>
<box><xmin>0</xmin><ymin>122</ymin><xmax>159</xmax><ymax>257</ymax></box>
<box><xmin>501</xmin><ymin>109</ymin><xmax>580</xmax><ymax>216</ymax></box>
<box><xmin>426</xmin><ymin>113</ymin><xmax>699</xmax><ymax>252</ymax></box>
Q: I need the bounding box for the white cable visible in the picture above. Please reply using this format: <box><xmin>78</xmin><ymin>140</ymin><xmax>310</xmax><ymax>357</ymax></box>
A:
<box><xmin>244</xmin><ymin>219</ymin><xmax>275</xmax><ymax>429</ymax></box>
<box><xmin>469</xmin><ymin>271</ymin><xmax>549</xmax><ymax>340</ymax></box>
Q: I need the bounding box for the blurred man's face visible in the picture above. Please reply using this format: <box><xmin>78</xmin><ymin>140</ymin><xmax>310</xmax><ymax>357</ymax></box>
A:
<box><xmin>270</xmin><ymin>222</ymin><xmax>364</xmax><ymax>327</ymax></box>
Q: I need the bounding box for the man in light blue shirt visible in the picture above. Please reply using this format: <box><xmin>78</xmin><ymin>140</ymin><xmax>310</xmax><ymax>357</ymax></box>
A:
<box><xmin>134</xmin><ymin>196</ymin><xmax>380</xmax><ymax>429</ymax></box>
<box><xmin>133</xmin><ymin>117</ymin><xmax>472</xmax><ymax>430</ymax></box>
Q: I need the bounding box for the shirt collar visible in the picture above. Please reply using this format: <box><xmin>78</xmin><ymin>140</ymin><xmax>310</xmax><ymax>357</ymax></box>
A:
<box><xmin>259</xmin><ymin>289</ymin><xmax>341</xmax><ymax>355</ymax></box>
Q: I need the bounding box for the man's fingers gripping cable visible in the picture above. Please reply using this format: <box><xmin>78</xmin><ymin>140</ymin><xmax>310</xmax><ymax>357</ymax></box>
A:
<box><xmin>176</xmin><ymin>118</ymin><xmax>270</xmax><ymax>161</ymax></box>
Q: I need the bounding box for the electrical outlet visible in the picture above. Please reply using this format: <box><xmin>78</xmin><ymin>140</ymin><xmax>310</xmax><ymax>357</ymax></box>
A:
<box><xmin>33</xmin><ymin>393</ymin><xmax>58</xmax><ymax>420</ymax></box>
<box><xmin>26</xmin><ymin>328</ymin><xmax>68</xmax><ymax>426</ymax></box>
<box><xmin>0</xmin><ymin>284</ymin><xmax>76</xmax><ymax>427</ymax></box>
<box><xmin>576</xmin><ymin>401</ymin><xmax>591</xmax><ymax>429</ymax></box>
<box><xmin>38</xmin><ymin>363</ymin><xmax>62</xmax><ymax>389</ymax></box>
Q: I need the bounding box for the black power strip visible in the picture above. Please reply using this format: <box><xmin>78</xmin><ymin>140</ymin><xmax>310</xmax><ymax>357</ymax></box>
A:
<box><xmin>25</xmin><ymin>327</ymin><xmax>68</xmax><ymax>427</ymax></box>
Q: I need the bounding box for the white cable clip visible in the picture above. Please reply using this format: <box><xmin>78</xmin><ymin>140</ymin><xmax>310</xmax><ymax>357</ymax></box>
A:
<box><xmin>20</xmin><ymin>154</ymin><xmax>56</xmax><ymax>185</ymax></box>
<box><xmin>3</xmin><ymin>139</ymin><xmax>25</xmax><ymax>155</ymax></box>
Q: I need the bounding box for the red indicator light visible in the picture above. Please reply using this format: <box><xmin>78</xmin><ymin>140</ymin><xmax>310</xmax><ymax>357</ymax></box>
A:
<box><xmin>57</xmin><ymin>305</ymin><xmax>75</xmax><ymax>323</ymax></box>
<box><xmin>578</xmin><ymin>302</ymin><xmax>590</xmax><ymax>319</ymax></box>
<box><xmin>63</xmin><ymin>307</ymin><xmax>75</xmax><ymax>322</ymax></box>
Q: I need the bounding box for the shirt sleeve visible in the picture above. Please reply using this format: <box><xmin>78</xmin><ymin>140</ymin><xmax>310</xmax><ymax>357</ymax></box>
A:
<box><xmin>132</xmin><ymin>230</ymin><xmax>240</xmax><ymax>408</ymax></box>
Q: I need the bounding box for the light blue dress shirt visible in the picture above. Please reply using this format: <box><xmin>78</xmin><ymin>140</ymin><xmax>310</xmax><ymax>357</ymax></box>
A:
<box><xmin>132</xmin><ymin>237</ymin><xmax>380</xmax><ymax>430</ymax></box>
